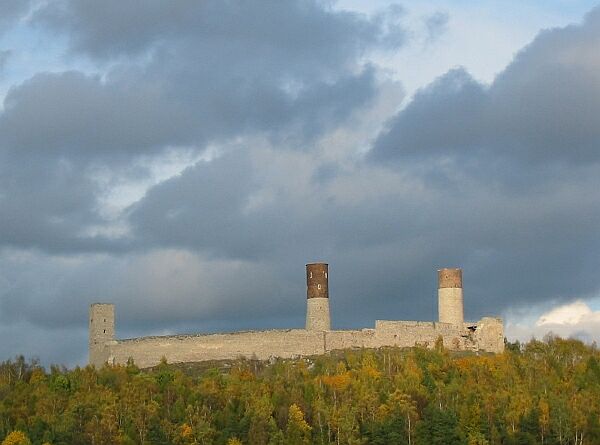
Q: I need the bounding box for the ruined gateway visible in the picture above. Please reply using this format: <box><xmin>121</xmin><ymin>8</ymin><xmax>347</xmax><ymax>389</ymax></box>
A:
<box><xmin>89</xmin><ymin>265</ymin><xmax>504</xmax><ymax>368</ymax></box>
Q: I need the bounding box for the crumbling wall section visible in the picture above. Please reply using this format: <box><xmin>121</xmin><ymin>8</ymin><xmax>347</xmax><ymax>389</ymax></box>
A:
<box><xmin>374</xmin><ymin>320</ymin><xmax>476</xmax><ymax>350</ymax></box>
<box><xmin>473</xmin><ymin>317</ymin><xmax>504</xmax><ymax>353</ymax></box>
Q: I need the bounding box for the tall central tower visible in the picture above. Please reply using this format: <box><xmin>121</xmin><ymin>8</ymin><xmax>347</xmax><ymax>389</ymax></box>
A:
<box><xmin>305</xmin><ymin>263</ymin><xmax>331</xmax><ymax>330</ymax></box>
<box><xmin>438</xmin><ymin>268</ymin><xmax>464</xmax><ymax>325</ymax></box>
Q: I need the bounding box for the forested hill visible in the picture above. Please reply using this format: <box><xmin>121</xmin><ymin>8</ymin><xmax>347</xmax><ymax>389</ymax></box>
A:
<box><xmin>0</xmin><ymin>338</ymin><xmax>599</xmax><ymax>445</ymax></box>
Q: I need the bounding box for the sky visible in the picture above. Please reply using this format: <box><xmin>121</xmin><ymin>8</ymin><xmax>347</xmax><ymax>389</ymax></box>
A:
<box><xmin>1</xmin><ymin>0</ymin><xmax>600</xmax><ymax>366</ymax></box>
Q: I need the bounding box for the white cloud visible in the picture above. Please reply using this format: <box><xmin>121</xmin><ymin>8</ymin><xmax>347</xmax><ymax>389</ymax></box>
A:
<box><xmin>506</xmin><ymin>299</ymin><xmax>600</xmax><ymax>343</ymax></box>
<box><xmin>536</xmin><ymin>300</ymin><xmax>598</xmax><ymax>326</ymax></box>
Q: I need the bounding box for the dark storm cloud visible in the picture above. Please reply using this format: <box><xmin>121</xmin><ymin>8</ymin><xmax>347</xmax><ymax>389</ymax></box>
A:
<box><xmin>124</xmin><ymin>6</ymin><xmax>600</xmax><ymax>329</ymax></box>
<box><xmin>0</xmin><ymin>0</ymin><xmax>412</xmax><ymax>366</ymax></box>
<box><xmin>357</xmin><ymin>7</ymin><xmax>600</xmax><ymax>316</ymax></box>
<box><xmin>30</xmin><ymin>0</ymin><xmax>398</xmax><ymax>145</ymax></box>
<box><xmin>127</xmin><ymin>143</ymin><xmax>600</xmax><ymax>325</ymax></box>
<box><xmin>0</xmin><ymin>65</ymin><xmax>377</xmax><ymax>162</ymax></box>
<box><xmin>3</xmin><ymin>1</ymin><xmax>600</xmax><ymax>366</ymax></box>
<box><xmin>0</xmin><ymin>0</ymin><xmax>401</xmax><ymax>254</ymax></box>
<box><xmin>0</xmin><ymin>71</ymin><xmax>193</xmax><ymax>158</ymax></box>
<box><xmin>0</xmin><ymin>156</ymin><xmax>96</xmax><ymax>250</ymax></box>
<box><xmin>35</xmin><ymin>0</ymin><xmax>403</xmax><ymax>61</ymax></box>
<box><xmin>371</xmin><ymin>7</ymin><xmax>600</xmax><ymax>165</ymax></box>
<box><xmin>372</xmin><ymin>67</ymin><xmax>487</xmax><ymax>162</ymax></box>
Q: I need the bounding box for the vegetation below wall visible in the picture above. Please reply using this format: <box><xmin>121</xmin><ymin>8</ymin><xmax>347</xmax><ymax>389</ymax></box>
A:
<box><xmin>0</xmin><ymin>338</ymin><xmax>599</xmax><ymax>445</ymax></box>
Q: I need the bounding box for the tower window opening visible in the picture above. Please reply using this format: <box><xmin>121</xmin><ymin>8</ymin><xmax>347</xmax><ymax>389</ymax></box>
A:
<box><xmin>325</xmin><ymin>272</ymin><xmax>327</xmax><ymax>278</ymax></box>
<box><xmin>103</xmin><ymin>329</ymin><xmax>106</xmax><ymax>333</ymax></box>
<box><xmin>104</xmin><ymin>318</ymin><xmax>106</xmax><ymax>322</ymax></box>
<box><xmin>310</xmin><ymin>272</ymin><xmax>312</xmax><ymax>278</ymax></box>
<box><xmin>318</xmin><ymin>284</ymin><xmax>321</xmax><ymax>289</ymax></box>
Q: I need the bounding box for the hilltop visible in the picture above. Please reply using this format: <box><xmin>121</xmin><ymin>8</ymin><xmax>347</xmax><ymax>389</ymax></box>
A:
<box><xmin>0</xmin><ymin>337</ymin><xmax>599</xmax><ymax>444</ymax></box>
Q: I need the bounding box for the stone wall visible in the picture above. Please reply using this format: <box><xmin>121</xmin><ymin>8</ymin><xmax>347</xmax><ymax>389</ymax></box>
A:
<box><xmin>96</xmin><ymin>317</ymin><xmax>504</xmax><ymax>368</ymax></box>
<box><xmin>324</xmin><ymin>329</ymin><xmax>377</xmax><ymax>350</ymax></box>
<box><xmin>375</xmin><ymin>320</ymin><xmax>472</xmax><ymax>350</ymax></box>
<box><xmin>105</xmin><ymin>329</ymin><xmax>326</xmax><ymax>369</ymax></box>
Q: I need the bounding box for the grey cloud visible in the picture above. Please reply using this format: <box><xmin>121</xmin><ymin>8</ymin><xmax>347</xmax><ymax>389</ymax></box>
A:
<box><xmin>127</xmin><ymin>144</ymin><xmax>600</xmax><ymax>325</ymax></box>
<box><xmin>371</xmin><ymin>6</ymin><xmax>600</xmax><ymax>165</ymax></box>
<box><xmin>0</xmin><ymin>152</ymin><xmax>132</xmax><ymax>253</ymax></box>
<box><xmin>0</xmin><ymin>65</ymin><xmax>377</xmax><ymax>162</ymax></box>
<box><xmin>371</xmin><ymin>67</ymin><xmax>487</xmax><ymax>162</ymax></box>
<box><xmin>0</xmin><ymin>1</ymin><xmax>31</xmax><ymax>34</ymax></box>
<box><xmin>0</xmin><ymin>247</ymin><xmax>306</xmax><ymax>367</ymax></box>
<box><xmin>0</xmin><ymin>71</ymin><xmax>194</xmax><ymax>158</ymax></box>
<box><xmin>29</xmin><ymin>0</ymin><xmax>401</xmax><ymax>145</ymax></box>
<box><xmin>0</xmin><ymin>50</ymin><xmax>10</xmax><ymax>73</ymax></box>
<box><xmin>3</xmin><ymin>144</ymin><xmax>600</xmax><ymax>364</ymax></box>
<box><xmin>0</xmin><ymin>0</ymin><xmax>399</xmax><ymax>254</ymax></box>
<box><xmin>35</xmin><ymin>0</ymin><xmax>404</xmax><ymax>61</ymax></box>
<box><xmin>0</xmin><ymin>322</ymin><xmax>87</xmax><ymax>367</ymax></box>
<box><xmin>424</xmin><ymin>11</ymin><xmax>449</xmax><ymax>43</ymax></box>
<box><xmin>360</xmin><ymin>7</ymin><xmax>600</xmax><ymax>323</ymax></box>
<box><xmin>4</xmin><ymin>2</ymin><xmax>600</xmax><ymax>367</ymax></box>
<box><xmin>0</xmin><ymin>249</ymin><xmax>294</xmax><ymax>330</ymax></box>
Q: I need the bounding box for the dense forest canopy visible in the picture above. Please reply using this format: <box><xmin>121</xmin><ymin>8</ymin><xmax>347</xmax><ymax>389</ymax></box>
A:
<box><xmin>0</xmin><ymin>337</ymin><xmax>599</xmax><ymax>445</ymax></box>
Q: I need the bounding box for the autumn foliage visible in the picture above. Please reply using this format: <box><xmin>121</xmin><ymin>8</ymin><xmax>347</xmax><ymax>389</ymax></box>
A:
<box><xmin>0</xmin><ymin>337</ymin><xmax>599</xmax><ymax>444</ymax></box>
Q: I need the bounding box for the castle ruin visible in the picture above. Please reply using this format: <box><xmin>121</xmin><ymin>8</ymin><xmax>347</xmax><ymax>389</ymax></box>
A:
<box><xmin>89</xmin><ymin>265</ymin><xmax>504</xmax><ymax>368</ymax></box>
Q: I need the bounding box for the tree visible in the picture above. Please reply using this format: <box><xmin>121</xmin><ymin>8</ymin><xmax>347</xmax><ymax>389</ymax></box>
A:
<box><xmin>1</xmin><ymin>431</ymin><xmax>32</xmax><ymax>445</ymax></box>
<box><xmin>389</xmin><ymin>390</ymin><xmax>418</xmax><ymax>445</ymax></box>
<box><xmin>285</xmin><ymin>404</ymin><xmax>311</xmax><ymax>445</ymax></box>
<box><xmin>538</xmin><ymin>398</ymin><xmax>549</xmax><ymax>445</ymax></box>
<box><xmin>415</xmin><ymin>406</ymin><xmax>461</xmax><ymax>445</ymax></box>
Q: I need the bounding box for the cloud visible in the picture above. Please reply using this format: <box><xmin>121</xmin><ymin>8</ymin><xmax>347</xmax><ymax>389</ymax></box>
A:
<box><xmin>371</xmin><ymin>6</ymin><xmax>600</xmax><ymax>165</ymax></box>
<box><xmin>0</xmin><ymin>155</ymin><xmax>106</xmax><ymax>252</ymax></box>
<box><xmin>0</xmin><ymin>50</ymin><xmax>10</xmax><ymax>73</ymax></box>
<box><xmin>0</xmin><ymin>71</ymin><xmax>193</xmax><ymax>158</ymax></box>
<box><xmin>1</xmin><ymin>2</ymin><xmax>600</xmax><ymax>367</ymax></box>
<box><xmin>30</xmin><ymin>0</ymin><xmax>400</xmax><ymax>149</ymax></box>
<box><xmin>506</xmin><ymin>300</ymin><xmax>600</xmax><ymax>343</ymax></box>
<box><xmin>0</xmin><ymin>1</ymin><xmax>31</xmax><ymax>35</ymax></box>
<box><xmin>424</xmin><ymin>11</ymin><xmax>449</xmax><ymax>43</ymax></box>
<box><xmin>34</xmin><ymin>0</ymin><xmax>405</xmax><ymax>60</ymax></box>
<box><xmin>536</xmin><ymin>300</ymin><xmax>596</xmax><ymax>326</ymax></box>
<box><xmin>125</xmin><ymin>134</ymin><xmax>600</xmax><ymax>320</ymax></box>
<box><xmin>0</xmin><ymin>0</ymin><xmax>404</xmax><ymax>254</ymax></box>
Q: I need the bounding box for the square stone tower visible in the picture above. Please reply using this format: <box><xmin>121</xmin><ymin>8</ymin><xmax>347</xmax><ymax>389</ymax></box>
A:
<box><xmin>89</xmin><ymin>303</ymin><xmax>115</xmax><ymax>367</ymax></box>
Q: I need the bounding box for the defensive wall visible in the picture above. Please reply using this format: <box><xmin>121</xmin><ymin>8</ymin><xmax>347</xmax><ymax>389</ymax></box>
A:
<box><xmin>89</xmin><ymin>265</ymin><xmax>505</xmax><ymax>368</ymax></box>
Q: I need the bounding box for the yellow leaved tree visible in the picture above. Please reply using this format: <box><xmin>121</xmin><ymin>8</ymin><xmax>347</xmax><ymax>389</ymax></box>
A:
<box><xmin>1</xmin><ymin>431</ymin><xmax>32</xmax><ymax>445</ymax></box>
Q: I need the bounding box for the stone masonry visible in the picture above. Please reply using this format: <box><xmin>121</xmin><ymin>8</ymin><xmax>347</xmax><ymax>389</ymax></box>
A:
<box><xmin>438</xmin><ymin>268</ymin><xmax>465</xmax><ymax>325</ymax></box>
<box><xmin>89</xmin><ymin>265</ymin><xmax>505</xmax><ymax>368</ymax></box>
<box><xmin>306</xmin><ymin>263</ymin><xmax>331</xmax><ymax>331</ymax></box>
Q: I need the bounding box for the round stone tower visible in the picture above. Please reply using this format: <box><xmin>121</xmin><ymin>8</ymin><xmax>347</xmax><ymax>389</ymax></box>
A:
<box><xmin>438</xmin><ymin>268</ymin><xmax>464</xmax><ymax>325</ymax></box>
<box><xmin>305</xmin><ymin>263</ymin><xmax>331</xmax><ymax>331</ymax></box>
